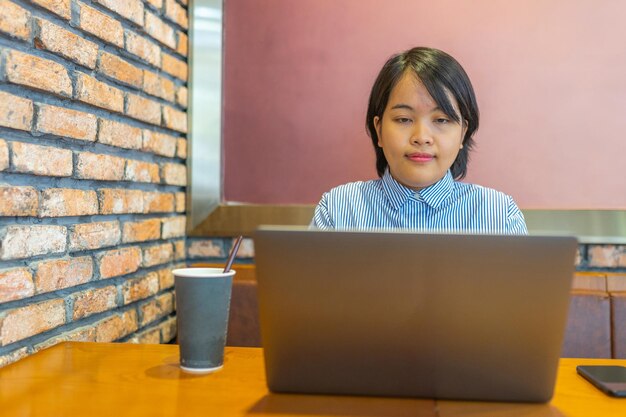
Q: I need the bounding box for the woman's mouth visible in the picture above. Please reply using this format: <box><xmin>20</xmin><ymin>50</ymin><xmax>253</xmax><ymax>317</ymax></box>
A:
<box><xmin>407</xmin><ymin>152</ymin><xmax>434</xmax><ymax>163</ymax></box>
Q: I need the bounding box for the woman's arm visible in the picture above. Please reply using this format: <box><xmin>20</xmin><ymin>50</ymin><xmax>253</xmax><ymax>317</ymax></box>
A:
<box><xmin>505</xmin><ymin>196</ymin><xmax>528</xmax><ymax>235</ymax></box>
<box><xmin>310</xmin><ymin>193</ymin><xmax>334</xmax><ymax>229</ymax></box>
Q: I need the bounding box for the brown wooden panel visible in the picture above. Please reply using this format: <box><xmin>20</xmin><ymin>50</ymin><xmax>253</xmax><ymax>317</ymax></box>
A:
<box><xmin>189</xmin><ymin>204</ymin><xmax>315</xmax><ymax>237</ymax></box>
<box><xmin>561</xmin><ymin>291</ymin><xmax>611</xmax><ymax>358</ymax></box>
<box><xmin>607</xmin><ymin>274</ymin><xmax>626</xmax><ymax>292</ymax></box>
<box><xmin>611</xmin><ymin>292</ymin><xmax>626</xmax><ymax>359</ymax></box>
<box><xmin>227</xmin><ymin>280</ymin><xmax>261</xmax><ymax>347</ymax></box>
<box><xmin>191</xmin><ymin>262</ymin><xmax>257</xmax><ymax>282</ymax></box>
<box><xmin>572</xmin><ymin>272</ymin><xmax>607</xmax><ymax>292</ymax></box>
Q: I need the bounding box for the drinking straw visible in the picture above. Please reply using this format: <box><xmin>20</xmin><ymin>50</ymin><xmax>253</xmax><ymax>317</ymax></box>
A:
<box><xmin>223</xmin><ymin>235</ymin><xmax>243</xmax><ymax>272</ymax></box>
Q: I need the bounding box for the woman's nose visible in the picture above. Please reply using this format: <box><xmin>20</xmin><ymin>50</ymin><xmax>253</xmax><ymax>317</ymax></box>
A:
<box><xmin>410</xmin><ymin>122</ymin><xmax>434</xmax><ymax>145</ymax></box>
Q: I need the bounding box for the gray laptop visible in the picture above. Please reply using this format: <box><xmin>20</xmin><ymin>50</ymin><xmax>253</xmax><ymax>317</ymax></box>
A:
<box><xmin>253</xmin><ymin>226</ymin><xmax>578</xmax><ymax>402</ymax></box>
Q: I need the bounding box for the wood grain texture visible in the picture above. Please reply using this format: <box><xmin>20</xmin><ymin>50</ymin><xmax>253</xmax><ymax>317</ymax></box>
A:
<box><xmin>1</xmin><ymin>343</ymin><xmax>626</xmax><ymax>416</ymax></box>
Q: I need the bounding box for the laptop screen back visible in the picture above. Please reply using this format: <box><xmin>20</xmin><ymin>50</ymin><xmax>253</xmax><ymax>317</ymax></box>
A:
<box><xmin>254</xmin><ymin>227</ymin><xmax>577</xmax><ymax>402</ymax></box>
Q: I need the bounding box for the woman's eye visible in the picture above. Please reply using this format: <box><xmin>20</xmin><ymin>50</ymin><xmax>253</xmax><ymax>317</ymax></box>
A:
<box><xmin>395</xmin><ymin>118</ymin><xmax>411</xmax><ymax>124</ymax></box>
<box><xmin>435</xmin><ymin>118</ymin><xmax>449</xmax><ymax>124</ymax></box>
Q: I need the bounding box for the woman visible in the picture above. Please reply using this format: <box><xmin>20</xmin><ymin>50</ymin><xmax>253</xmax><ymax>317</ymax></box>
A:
<box><xmin>311</xmin><ymin>47</ymin><xmax>527</xmax><ymax>234</ymax></box>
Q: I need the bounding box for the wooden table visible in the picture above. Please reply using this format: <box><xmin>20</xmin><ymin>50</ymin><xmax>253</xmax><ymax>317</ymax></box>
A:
<box><xmin>0</xmin><ymin>342</ymin><xmax>624</xmax><ymax>417</ymax></box>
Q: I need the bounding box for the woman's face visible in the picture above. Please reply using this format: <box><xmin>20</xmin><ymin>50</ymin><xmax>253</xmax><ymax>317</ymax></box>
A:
<box><xmin>374</xmin><ymin>72</ymin><xmax>466</xmax><ymax>191</ymax></box>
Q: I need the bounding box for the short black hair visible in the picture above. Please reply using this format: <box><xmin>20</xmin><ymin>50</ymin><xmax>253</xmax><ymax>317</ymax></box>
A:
<box><xmin>366</xmin><ymin>47</ymin><xmax>479</xmax><ymax>179</ymax></box>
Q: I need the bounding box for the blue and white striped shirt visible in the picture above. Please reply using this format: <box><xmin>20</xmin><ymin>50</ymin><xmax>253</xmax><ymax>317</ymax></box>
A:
<box><xmin>311</xmin><ymin>169</ymin><xmax>528</xmax><ymax>234</ymax></box>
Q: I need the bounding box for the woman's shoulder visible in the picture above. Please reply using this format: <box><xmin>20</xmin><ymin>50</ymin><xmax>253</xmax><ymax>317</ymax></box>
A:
<box><xmin>322</xmin><ymin>178</ymin><xmax>383</xmax><ymax>201</ymax></box>
<box><xmin>452</xmin><ymin>181</ymin><xmax>517</xmax><ymax>205</ymax></box>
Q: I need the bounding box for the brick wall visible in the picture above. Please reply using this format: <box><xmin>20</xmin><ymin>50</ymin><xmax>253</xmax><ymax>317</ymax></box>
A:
<box><xmin>0</xmin><ymin>0</ymin><xmax>188</xmax><ymax>367</ymax></box>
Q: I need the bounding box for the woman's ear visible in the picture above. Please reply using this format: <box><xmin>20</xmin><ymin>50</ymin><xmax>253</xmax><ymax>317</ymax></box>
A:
<box><xmin>460</xmin><ymin>119</ymin><xmax>468</xmax><ymax>149</ymax></box>
<box><xmin>374</xmin><ymin>116</ymin><xmax>382</xmax><ymax>147</ymax></box>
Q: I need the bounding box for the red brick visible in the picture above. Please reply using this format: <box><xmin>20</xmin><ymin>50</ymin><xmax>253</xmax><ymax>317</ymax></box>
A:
<box><xmin>128</xmin><ymin>326</ymin><xmax>161</xmax><ymax>344</ymax></box>
<box><xmin>3</xmin><ymin>49</ymin><xmax>71</xmax><ymax>97</ymax></box>
<box><xmin>173</xmin><ymin>239</ymin><xmax>185</xmax><ymax>260</ymax></box>
<box><xmin>0</xmin><ymin>91</ymin><xmax>33</xmax><ymax>131</ymax></box>
<box><xmin>146</xmin><ymin>0</ymin><xmax>163</xmax><ymax>9</ymax></box>
<box><xmin>145</xmin><ymin>11</ymin><xmax>175</xmax><ymax>49</ymax></box>
<box><xmin>0</xmin><ymin>268</ymin><xmax>34</xmax><ymax>303</ymax></box>
<box><xmin>139</xmin><ymin>292</ymin><xmax>174</xmax><ymax>325</ymax></box>
<box><xmin>234</xmin><ymin>238</ymin><xmax>255</xmax><ymax>259</ymax></box>
<box><xmin>0</xmin><ymin>139</ymin><xmax>8</xmax><ymax>171</ymax></box>
<box><xmin>35</xmin><ymin>18</ymin><xmax>98</xmax><ymax>68</ymax></box>
<box><xmin>0</xmin><ymin>0</ymin><xmax>31</xmax><ymax>40</ymax></box>
<box><xmin>125</xmin><ymin>30</ymin><xmax>160</xmax><ymax>67</ymax></box>
<box><xmin>0</xmin><ymin>299</ymin><xmax>65</xmax><ymax>346</ymax></box>
<box><xmin>97</xmin><ymin>51</ymin><xmax>143</xmax><ymax>88</ymax></box>
<box><xmin>122</xmin><ymin>272</ymin><xmax>159</xmax><ymax>304</ymax></box>
<box><xmin>176</xmin><ymin>31</ymin><xmax>188</xmax><ymax>57</ymax></box>
<box><xmin>36</xmin><ymin>104</ymin><xmax>97</xmax><ymax>141</ymax></box>
<box><xmin>98</xmin><ymin>188</ymin><xmax>144</xmax><ymax>214</ymax></box>
<box><xmin>98</xmin><ymin>119</ymin><xmax>143</xmax><ymax>150</ymax></box>
<box><xmin>157</xmin><ymin>268</ymin><xmax>174</xmax><ymax>289</ymax></box>
<box><xmin>143</xmin><ymin>70</ymin><xmax>175</xmax><ymax>102</ymax></box>
<box><xmin>40</xmin><ymin>189</ymin><xmax>98</xmax><ymax>217</ymax></box>
<box><xmin>162</xmin><ymin>105</ymin><xmax>187</xmax><ymax>133</ymax></box>
<box><xmin>165</xmin><ymin>0</ymin><xmax>188</xmax><ymax>29</ymax></box>
<box><xmin>78</xmin><ymin>2</ymin><xmax>123</xmax><ymax>48</ymax></box>
<box><xmin>143</xmin><ymin>191</ymin><xmax>174</xmax><ymax>213</ymax></box>
<box><xmin>72</xmin><ymin>286</ymin><xmax>117</xmax><ymax>320</ymax></box>
<box><xmin>11</xmin><ymin>141</ymin><xmax>73</xmax><ymax>177</ymax></box>
<box><xmin>34</xmin><ymin>257</ymin><xmax>93</xmax><ymax>294</ymax></box>
<box><xmin>142</xmin><ymin>243</ymin><xmax>173</xmax><ymax>267</ymax></box>
<box><xmin>94</xmin><ymin>0</ymin><xmax>144</xmax><ymax>26</ymax></box>
<box><xmin>162</xmin><ymin>216</ymin><xmax>185</xmax><ymax>239</ymax></box>
<box><xmin>176</xmin><ymin>85</ymin><xmax>188</xmax><ymax>108</ymax></box>
<box><xmin>98</xmin><ymin>246</ymin><xmax>142</xmax><ymax>279</ymax></box>
<box><xmin>142</xmin><ymin>130</ymin><xmax>177</xmax><ymax>157</ymax></box>
<box><xmin>574</xmin><ymin>246</ymin><xmax>583</xmax><ymax>267</ymax></box>
<box><xmin>76</xmin><ymin>152</ymin><xmax>125</xmax><ymax>181</ymax></box>
<box><xmin>126</xmin><ymin>94</ymin><xmax>162</xmax><ymax>125</ymax></box>
<box><xmin>175</xmin><ymin>192</ymin><xmax>185</xmax><ymax>212</ymax></box>
<box><xmin>0</xmin><ymin>225</ymin><xmax>66</xmax><ymax>261</ymax></box>
<box><xmin>0</xmin><ymin>186</ymin><xmax>38</xmax><ymax>217</ymax></box>
<box><xmin>31</xmin><ymin>0</ymin><xmax>71</xmax><ymax>20</ymax></box>
<box><xmin>188</xmin><ymin>239</ymin><xmax>225</xmax><ymax>258</ymax></box>
<box><xmin>588</xmin><ymin>245</ymin><xmax>626</xmax><ymax>268</ymax></box>
<box><xmin>124</xmin><ymin>159</ymin><xmax>160</xmax><ymax>183</ymax></box>
<box><xmin>122</xmin><ymin>218</ymin><xmax>161</xmax><ymax>243</ymax></box>
<box><xmin>176</xmin><ymin>138</ymin><xmax>187</xmax><ymax>159</ymax></box>
<box><xmin>95</xmin><ymin>310</ymin><xmax>138</xmax><ymax>342</ymax></box>
<box><xmin>159</xmin><ymin>316</ymin><xmax>176</xmax><ymax>343</ymax></box>
<box><xmin>75</xmin><ymin>72</ymin><xmax>124</xmax><ymax>113</ymax></box>
<box><xmin>68</xmin><ymin>221</ymin><xmax>121</xmax><ymax>251</ymax></box>
<box><xmin>33</xmin><ymin>326</ymin><xmax>96</xmax><ymax>352</ymax></box>
<box><xmin>161</xmin><ymin>53</ymin><xmax>187</xmax><ymax>81</ymax></box>
<box><xmin>162</xmin><ymin>162</ymin><xmax>186</xmax><ymax>186</ymax></box>
<box><xmin>0</xmin><ymin>347</ymin><xmax>29</xmax><ymax>367</ymax></box>
<box><xmin>160</xmin><ymin>75</ymin><xmax>176</xmax><ymax>102</ymax></box>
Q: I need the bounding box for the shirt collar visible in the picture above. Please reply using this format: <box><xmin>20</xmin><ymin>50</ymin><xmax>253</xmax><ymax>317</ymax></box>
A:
<box><xmin>381</xmin><ymin>169</ymin><xmax>454</xmax><ymax>210</ymax></box>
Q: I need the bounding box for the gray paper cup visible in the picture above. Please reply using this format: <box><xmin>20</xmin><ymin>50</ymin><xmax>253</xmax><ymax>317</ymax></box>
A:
<box><xmin>173</xmin><ymin>267</ymin><xmax>235</xmax><ymax>374</ymax></box>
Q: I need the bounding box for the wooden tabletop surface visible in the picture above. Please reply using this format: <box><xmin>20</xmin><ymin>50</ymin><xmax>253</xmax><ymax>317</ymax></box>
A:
<box><xmin>0</xmin><ymin>342</ymin><xmax>625</xmax><ymax>417</ymax></box>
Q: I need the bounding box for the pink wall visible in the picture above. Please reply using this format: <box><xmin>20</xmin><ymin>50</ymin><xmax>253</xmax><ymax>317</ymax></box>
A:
<box><xmin>223</xmin><ymin>0</ymin><xmax>626</xmax><ymax>209</ymax></box>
